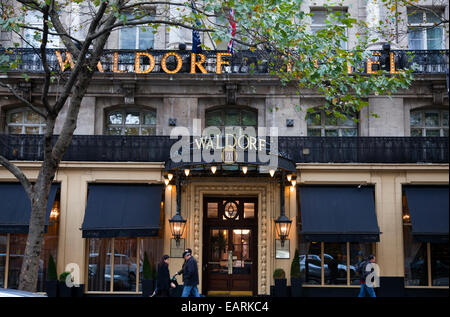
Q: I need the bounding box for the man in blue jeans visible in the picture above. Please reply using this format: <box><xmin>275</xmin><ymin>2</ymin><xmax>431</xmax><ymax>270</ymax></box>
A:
<box><xmin>358</xmin><ymin>255</ymin><xmax>377</xmax><ymax>297</ymax></box>
<box><xmin>181</xmin><ymin>250</ymin><xmax>201</xmax><ymax>297</ymax></box>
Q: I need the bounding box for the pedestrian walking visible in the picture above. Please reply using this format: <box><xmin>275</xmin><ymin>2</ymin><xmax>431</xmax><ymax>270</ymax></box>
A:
<box><xmin>357</xmin><ymin>254</ymin><xmax>377</xmax><ymax>297</ymax></box>
<box><xmin>154</xmin><ymin>255</ymin><xmax>176</xmax><ymax>297</ymax></box>
<box><xmin>180</xmin><ymin>250</ymin><xmax>201</xmax><ymax>297</ymax></box>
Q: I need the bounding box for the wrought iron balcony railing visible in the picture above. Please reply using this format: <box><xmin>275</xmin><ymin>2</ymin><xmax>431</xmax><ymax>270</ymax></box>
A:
<box><xmin>1</xmin><ymin>48</ymin><xmax>448</xmax><ymax>75</ymax></box>
<box><xmin>0</xmin><ymin>135</ymin><xmax>448</xmax><ymax>164</ymax></box>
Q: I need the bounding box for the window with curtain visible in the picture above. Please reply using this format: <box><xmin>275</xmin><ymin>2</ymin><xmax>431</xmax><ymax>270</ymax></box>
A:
<box><xmin>310</xmin><ymin>8</ymin><xmax>348</xmax><ymax>49</ymax></box>
<box><xmin>306</xmin><ymin>110</ymin><xmax>358</xmax><ymax>136</ymax></box>
<box><xmin>407</xmin><ymin>8</ymin><xmax>444</xmax><ymax>50</ymax></box>
<box><xmin>410</xmin><ymin>109</ymin><xmax>448</xmax><ymax>136</ymax></box>
<box><xmin>105</xmin><ymin>108</ymin><xmax>157</xmax><ymax>136</ymax></box>
<box><xmin>119</xmin><ymin>13</ymin><xmax>155</xmax><ymax>50</ymax></box>
<box><xmin>6</xmin><ymin>108</ymin><xmax>46</xmax><ymax>134</ymax></box>
<box><xmin>205</xmin><ymin>107</ymin><xmax>258</xmax><ymax>134</ymax></box>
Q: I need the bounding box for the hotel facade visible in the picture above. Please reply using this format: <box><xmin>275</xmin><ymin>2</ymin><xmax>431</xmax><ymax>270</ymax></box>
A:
<box><xmin>0</xmin><ymin>0</ymin><xmax>448</xmax><ymax>296</ymax></box>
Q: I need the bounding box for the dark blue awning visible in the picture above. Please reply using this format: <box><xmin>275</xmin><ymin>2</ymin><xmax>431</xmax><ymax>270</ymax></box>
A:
<box><xmin>404</xmin><ymin>186</ymin><xmax>449</xmax><ymax>243</ymax></box>
<box><xmin>81</xmin><ymin>183</ymin><xmax>163</xmax><ymax>238</ymax></box>
<box><xmin>299</xmin><ymin>186</ymin><xmax>380</xmax><ymax>242</ymax></box>
<box><xmin>0</xmin><ymin>183</ymin><xmax>59</xmax><ymax>233</ymax></box>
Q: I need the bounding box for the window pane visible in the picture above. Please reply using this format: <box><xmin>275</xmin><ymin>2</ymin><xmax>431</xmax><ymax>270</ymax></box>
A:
<box><xmin>324</xmin><ymin>113</ymin><xmax>338</xmax><ymax>126</ymax></box>
<box><xmin>307</xmin><ymin>128</ymin><xmax>321</xmax><ymax>136</ymax></box>
<box><xmin>139</xmin><ymin>237</ymin><xmax>164</xmax><ymax>292</ymax></box>
<box><xmin>0</xmin><ymin>235</ymin><xmax>6</xmax><ymax>288</ymax></box>
<box><xmin>341</xmin><ymin>128</ymin><xmax>357</xmax><ymax>137</ymax></box>
<box><xmin>339</xmin><ymin>115</ymin><xmax>357</xmax><ymax>127</ymax></box>
<box><xmin>426</xmin><ymin>28</ymin><xmax>443</xmax><ymax>50</ymax></box>
<box><xmin>206</xmin><ymin>110</ymin><xmax>223</xmax><ymax>126</ymax></box>
<box><xmin>139</xmin><ymin>27</ymin><xmax>154</xmax><ymax>50</ymax></box>
<box><xmin>431</xmin><ymin>243</ymin><xmax>449</xmax><ymax>286</ymax></box>
<box><xmin>88</xmin><ymin>238</ymin><xmax>112</xmax><ymax>292</ymax></box>
<box><xmin>306</xmin><ymin>112</ymin><xmax>321</xmax><ymax>126</ymax></box>
<box><xmin>403</xmin><ymin>225</ymin><xmax>428</xmax><ymax>286</ymax></box>
<box><xmin>124</xmin><ymin>127</ymin><xmax>140</xmax><ymax>135</ymax></box>
<box><xmin>224</xmin><ymin>109</ymin><xmax>240</xmax><ymax>126</ymax></box>
<box><xmin>107</xmin><ymin>127</ymin><xmax>123</xmax><ymax>135</ymax></box>
<box><xmin>108</xmin><ymin>112</ymin><xmax>123</xmax><ymax>125</ymax></box>
<box><xmin>241</xmin><ymin>110</ymin><xmax>257</xmax><ymax>126</ymax></box>
<box><xmin>8</xmin><ymin>234</ymin><xmax>27</xmax><ymax>289</ymax></box>
<box><xmin>408</xmin><ymin>28</ymin><xmax>424</xmax><ymax>50</ymax></box>
<box><xmin>140</xmin><ymin>127</ymin><xmax>156</xmax><ymax>136</ymax></box>
<box><xmin>8</xmin><ymin>126</ymin><xmax>22</xmax><ymax>134</ymax></box>
<box><xmin>209</xmin><ymin>229</ymin><xmax>228</xmax><ymax>273</ymax></box>
<box><xmin>425</xmin><ymin>129</ymin><xmax>440</xmax><ymax>137</ymax></box>
<box><xmin>311</xmin><ymin>10</ymin><xmax>327</xmax><ymax>24</ymax></box>
<box><xmin>324</xmin><ymin>243</ymin><xmax>347</xmax><ymax>285</ymax></box>
<box><xmin>113</xmin><ymin>238</ymin><xmax>137</xmax><ymax>291</ymax></box>
<box><xmin>443</xmin><ymin>129</ymin><xmax>448</xmax><ymax>137</ymax></box>
<box><xmin>25</xmin><ymin>126</ymin><xmax>41</xmax><ymax>135</ymax></box>
<box><xmin>299</xmin><ymin>240</ymin><xmax>322</xmax><ymax>285</ymax></box>
<box><xmin>143</xmin><ymin>111</ymin><xmax>156</xmax><ymax>125</ymax></box>
<box><xmin>411</xmin><ymin>128</ymin><xmax>422</xmax><ymax>137</ymax></box>
<box><xmin>120</xmin><ymin>26</ymin><xmax>137</xmax><ymax>49</ymax></box>
<box><xmin>244</xmin><ymin>202</ymin><xmax>255</xmax><ymax>218</ymax></box>
<box><xmin>36</xmin><ymin>217</ymin><xmax>59</xmax><ymax>292</ymax></box>
<box><xmin>426</xmin><ymin>11</ymin><xmax>442</xmax><ymax>24</ymax></box>
<box><xmin>9</xmin><ymin>112</ymin><xmax>23</xmax><ymax>124</ymax></box>
<box><xmin>125</xmin><ymin>112</ymin><xmax>140</xmax><ymax>125</ymax></box>
<box><xmin>424</xmin><ymin>112</ymin><xmax>439</xmax><ymax>126</ymax></box>
<box><xmin>207</xmin><ymin>202</ymin><xmax>219</xmax><ymax>218</ymax></box>
<box><xmin>325</xmin><ymin>129</ymin><xmax>338</xmax><ymax>136</ymax></box>
<box><xmin>442</xmin><ymin>111</ymin><xmax>449</xmax><ymax>127</ymax></box>
<box><xmin>408</xmin><ymin>10</ymin><xmax>424</xmax><ymax>24</ymax></box>
<box><xmin>350</xmin><ymin>243</ymin><xmax>373</xmax><ymax>285</ymax></box>
<box><xmin>410</xmin><ymin>111</ymin><xmax>422</xmax><ymax>126</ymax></box>
<box><xmin>25</xmin><ymin>111</ymin><xmax>41</xmax><ymax>124</ymax></box>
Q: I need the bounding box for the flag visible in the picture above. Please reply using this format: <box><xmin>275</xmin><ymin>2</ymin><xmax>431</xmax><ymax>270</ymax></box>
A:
<box><xmin>227</xmin><ymin>8</ymin><xmax>236</xmax><ymax>54</ymax></box>
<box><xmin>191</xmin><ymin>0</ymin><xmax>202</xmax><ymax>53</ymax></box>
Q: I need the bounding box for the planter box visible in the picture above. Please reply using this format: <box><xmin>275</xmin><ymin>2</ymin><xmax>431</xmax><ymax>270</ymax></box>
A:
<box><xmin>142</xmin><ymin>279</ymin><xmax>154</xmax><ymax>297</ymax></box>
<box><xmin>274</xmin><ymin>278</ymin><xmax>287</xmax><ymax>297</ymax></box>
<box><xmin>290</xmin><ymin>277</ymin><xmax>302</xmax><ymax>297</ymax></box>
<box><xmin>58</xmin><ymin>281</ymin><xmax>72</xmax><ymax>297</ymax></box>
<box><xmin>72</xmin><ymin>284</ymin><xmax>84</xmax><ymax>297</ymax></box>
<box><xmin>44</xmin><ymin>280</ymin><xmax>58</xmax><ymax>297</ymax></box>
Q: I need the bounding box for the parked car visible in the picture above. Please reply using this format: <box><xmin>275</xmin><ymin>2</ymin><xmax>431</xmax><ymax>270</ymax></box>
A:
<box><xmin>299</xmin><ymin>254</ymin><xmax>356</xmax><ymax>283</ymax></box>
<box><xmin>0</xmin><ymin>288</ymin><xmax>47</xmax><ymax>297</ymax></box>
<box><xmin>0</xmin><ymin>253</ymin><xmax>44</xmax><ymax>289</ymax></box>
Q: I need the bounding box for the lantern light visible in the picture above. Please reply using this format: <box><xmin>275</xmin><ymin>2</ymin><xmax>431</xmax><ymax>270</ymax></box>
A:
<box><xmin>242</xmin><ymin>166</ymin><xmax>248</xmax><ymax>174</ymax></box>
<box><xmin>184</xmin><ymin>169</ymin><xmax>190</xmax><ymax>177</ymax></box>
<box><xmin>269</xmin><ymin>169</ymin><xmax>276</xmax><ymax>177</ymax></box>
<box><xmin>290</xmin><ymin>186</ymin><xmax>295</xmax><ymax>192</ymax></box>
<box><xmin>291</xmin><ymin>180</ymin><xmax>297</xmax><ymax>187</ymax></box>
<box><xmin>167</xmin><ymin>173</ymin><xmax>174</xmax><ymax>181</ymax></box>
<box><xmin>211</xmin><ymin>166</ymin><xmax>217</xmax><ymax>174</ymax></box>
<box><xmin>287</xmin><ymin>174</ymin><xmax>292</xmax><ymax>182</ymax></box>
<box><xmin>274</xmin><ymin>215</ymin><xmax>292</xmax><ymax>247</ymax></box>
<box><xmin>167</xmin><ymin>184</ymin><xmax>172</xmax><ymax>191</ymax></box>
<box><xmin>164</xmin><ymin>178</ymin><xmax>170</xmax><ymax>186</ymax></box>
<box><xmin>169</xmin><ymin>214</ymin><xmax>187</xmax><ymax>246</ymax></box>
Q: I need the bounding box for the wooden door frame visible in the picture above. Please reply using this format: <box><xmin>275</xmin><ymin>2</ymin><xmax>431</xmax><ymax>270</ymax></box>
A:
<box><xmin>202</xmin><ymin>196</ymin><xmax>258</xmax><ymax>295</ymax></box>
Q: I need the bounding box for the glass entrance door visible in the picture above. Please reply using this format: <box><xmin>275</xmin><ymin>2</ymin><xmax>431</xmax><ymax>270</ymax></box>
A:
<box><xmin>203</xmin><ymin>198</ymin><xmax>257</xmax><ymax>296</ymax></box>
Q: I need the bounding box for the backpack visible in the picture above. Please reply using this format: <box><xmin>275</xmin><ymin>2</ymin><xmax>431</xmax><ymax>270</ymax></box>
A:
<box><xmin>357</xmin><ymin>261</ymin><xmax>368</xmax><ymax>277</ymax></box>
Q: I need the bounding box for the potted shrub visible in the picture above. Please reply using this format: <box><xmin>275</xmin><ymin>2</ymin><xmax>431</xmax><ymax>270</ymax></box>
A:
<box><xmin>290</xmin><ymin>249</ymin><xmax>302</xmax><ymax>297</ymax></box>
<box><xmin>44</xmin><ymin>255</ymin><xmax>58</xmax><ymax>297</ymax></box>
<box><xmin>273</xmin><ymin>268</ymin><xmax>287</xmax><ymax>297</ymax></box>
<box><xmin>142</xmin><ymin>252</ymin><xmax>155</xmax><ymax>297</ymax></box>
<box><xmin>58</xmin><ymin>272</ymin><xmax>72</xmax><ymax>297</ymax></box>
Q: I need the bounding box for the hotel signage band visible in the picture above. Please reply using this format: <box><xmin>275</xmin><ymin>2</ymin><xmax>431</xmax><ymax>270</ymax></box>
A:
<box><xmin>54</xmin><ymin>51</ymin><xmax>403</xmax><ymax>75</ymax></box>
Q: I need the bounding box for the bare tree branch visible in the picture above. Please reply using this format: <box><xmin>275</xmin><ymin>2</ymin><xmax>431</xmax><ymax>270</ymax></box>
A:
<box><xmin>0</xmin><ymin>155</ymin><xmax>32</xmax><ymax>198</ymax></box>
<box><xmin>0</xmin><ymin>82</ymin><xmax>48</xmax><ymax>118</ymax></box>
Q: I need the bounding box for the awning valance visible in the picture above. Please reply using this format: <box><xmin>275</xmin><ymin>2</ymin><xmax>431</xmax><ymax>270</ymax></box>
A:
<box><xmin>0</xmin><ymin>183</ymin><xmax>59</xmax><ymax>233</ymax></box>
<box><xmin>404</xmin><ymin>186</ymin><xmax>449</xmax><ymax>243</ymax></box>
<box><xmin>299</xmin><ymin>186</ymin><xmax>380</xmax><ymax>242</ymax></box>
<box><xmin>81</xmin><ymin>183</ymin><xmax>163</xmax><ymax>238</ymax></box>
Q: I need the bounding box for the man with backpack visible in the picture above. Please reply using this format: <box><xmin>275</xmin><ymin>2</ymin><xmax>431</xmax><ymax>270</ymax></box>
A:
<box><xmin>357</xmin><ymin>254</ymin><xmax>377</xmax><ymax>297</ymax></box>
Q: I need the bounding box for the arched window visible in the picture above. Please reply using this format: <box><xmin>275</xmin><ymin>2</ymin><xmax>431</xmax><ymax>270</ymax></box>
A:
<box><xmin>205</xmin><ymin>107</ymin><xmax>258</xmax><ymax>133</ymax></box>
<box><xmin>6</xmin><ymin>108</ymin><xmax>45</xmax><ymax>134</ymax></box>
<box><xmin>410</xmin><ymin>109</ymin><xmax>448</xmax><ymax>137</ymax></box>
<box><xmin>105</xmin><ymin>108</ymin><xmax>156</xmax><ymax>135</ymax></box>
<box><xmin>306</xmin><ymin>110</ymin><xmax>358</xmax><ymax>136</ymax></box>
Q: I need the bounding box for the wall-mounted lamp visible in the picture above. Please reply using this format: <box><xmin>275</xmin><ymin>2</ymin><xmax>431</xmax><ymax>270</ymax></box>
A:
<box><xmin>269</xmin><ymin>169</ymin><xmax>276</xmax><ymax>177</ymax></box>
<box><xmin>242</xmin><ymin>166</ymin><xmax>248</xmax><ymax>174</ymax></box>
<box><xmin>169</xmin><ymin>172</ymin><xmax>187</xmax><ymax>246</ymax></box>
<box><xmin>167</xmin><ymin>173</ymin><xmax>174</xmax><ymax>181</ymax></box>
<box><xmin>275</xmin><ymin>170</ymin><xmax>292</xmax><ymax>247</ymax></box>
<box><xmin>164</xmin><ymin>178</ymin><xmax>170</xmax><ymax>186</ymax></box>
<box><xmin>287</xmin><ymin>174</ymin><xmax>292</xmax><ymax>182</ymax></box>
<box><xmin>184</xmin><ymin>169</ymin><xmax>190</xmax><ymax>177</ymax></box>
<box><xmin>211</xmin><ymin>166</ymin><xmax>217</xmax><ymax>174</ymax></box>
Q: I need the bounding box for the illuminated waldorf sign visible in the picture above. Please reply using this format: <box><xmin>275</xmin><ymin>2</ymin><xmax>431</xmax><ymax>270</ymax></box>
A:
<box><xmin>53</xmin><ymin>50</ymin><xmax>404</xmax><ymax>75</ymax></box>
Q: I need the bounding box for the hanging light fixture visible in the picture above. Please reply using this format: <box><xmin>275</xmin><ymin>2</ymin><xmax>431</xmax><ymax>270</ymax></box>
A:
<box><xmin>211</xmin><ymin>166</ymin><xmax>217</xmax><ymax>174</ymax></box>
<box><xmin>242</xmin><ymin>166</ymin><xmax>248</xmax><ymax>174</ymax></box>
<box><xmin>291</xmin><ymin>179</ymin><xmax>297</xmax><ymax>187</ymax></box>
<box><xmin>287</xmin><ymin>174</ymin><xmax>292</xmax><ymax>182</ymax></box>
<box><xmin>290</xmin><ymin>186</ymin><xmax>295</xmax><ymax>192</ymax></box>
<box><xmin>184</xmin><ymin>169</ymin><xmax>190</xmax><ymax>177</ymax></box>
<box><xmin>167</xmin><ymin>173</ymin><xmax>174</xmax><ymax>181</ymax></box>
<box><xmin>269</xmin><ymin>169</ymin><xmax>276</xmax><ymax>177</ymax></box>
<box><xmin>167</xmin><ymin>184</ymin><xmax>173</xmax><ymax>191</ymax></box>
<box><xmin>164</xmin><ymin>178</ymin><xmax>170</xmax><ymax>186</ymax></box>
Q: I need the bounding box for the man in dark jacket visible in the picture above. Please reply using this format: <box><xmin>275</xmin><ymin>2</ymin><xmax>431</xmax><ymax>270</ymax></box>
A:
<box><xmin>180</xmin><ymin>250</ymin><xmax>201</xmax><ymax>297</ymax></box>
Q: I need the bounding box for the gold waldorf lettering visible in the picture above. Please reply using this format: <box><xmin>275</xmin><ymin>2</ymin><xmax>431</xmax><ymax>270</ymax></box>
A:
<box><xmin>190</xmin><ymin>53</ymin><xmax>208</xmax><ymax>74</ymax></box>
<box><xmin>216</xmin><ymin>52</ymin><xmax>232</xmax><ymax>74</ymax></box>
<box><xmin>161</xmin><ymin>52</ymin><xmax>183</xmax><ymax>74</ymax></box>
<box><xmin>205</xmin><ymin>137</ymin><xmax>214</xmax><ymax>150</ymax></box>
<box><xmin>135</xmin><ymin>52</ymin><xmax>156</xmax><ymax>73</ymax></box>
<box><xmin>55</xmin><ymin>51</ymin><xmax>75</xmax><ymax>71</ymax></box>
<box><xmin>258</xmin><ymin>138</ymin><xmax>266</xmax><ymax>152</ymax></box>
<box><xmin>194</xmin><ymin>137</ymin><xmax>208</xmax><ymax>149</ymax></box>
<box><xmin>225</xmin><ymin>133</ymin><xmax>236</xmax><ymax>148</ymax></box>
<box><xmin>249</xmin><ymin>136</ymin><xmax>257</xmax><ymax>150</ymax></box>
<box><xmin>367</xmin><ymin>52</ymin><xmax>381</xmax><ymax>74</ymax></box>
<box><xmin>113</xmin><ymin>52</ymin><xmax>126</xmax><ymax>73</ymax></box>
<box><xmin>97</xmin><ymin>61</ymin><xmax>104</xmax><ymax>73</ymax></box>
<box><xmin>237</xmin><ymin>135</ymin><xmax>249</xmax><ymax>150</ymax></box>
<box><xmin>215</xmin><ymin>136</ymin><xmax>224</xmax><ymax>149</ymax></box>
<box><xmin>390</xmin><ymin>52</ymin><xmax>399</xmax><ymax>74</ymax></box>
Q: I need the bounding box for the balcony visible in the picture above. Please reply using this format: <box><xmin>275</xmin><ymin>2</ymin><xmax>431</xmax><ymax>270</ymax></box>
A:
<box><xmin>0</xmin><ymin>135</ymin><xmax>448</xmax><ymax>164</ymax></box>
<box><xmin>1</xmin><ymin>48</ymin><xmax>448</xmax><ymax>75</ymax></box>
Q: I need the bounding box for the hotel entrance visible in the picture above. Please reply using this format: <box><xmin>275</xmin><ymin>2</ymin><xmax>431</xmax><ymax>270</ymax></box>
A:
<box><xmin>202</xmin><ymin>197</ymin><xmax>258</xmax><ymax>296</ymax></box>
